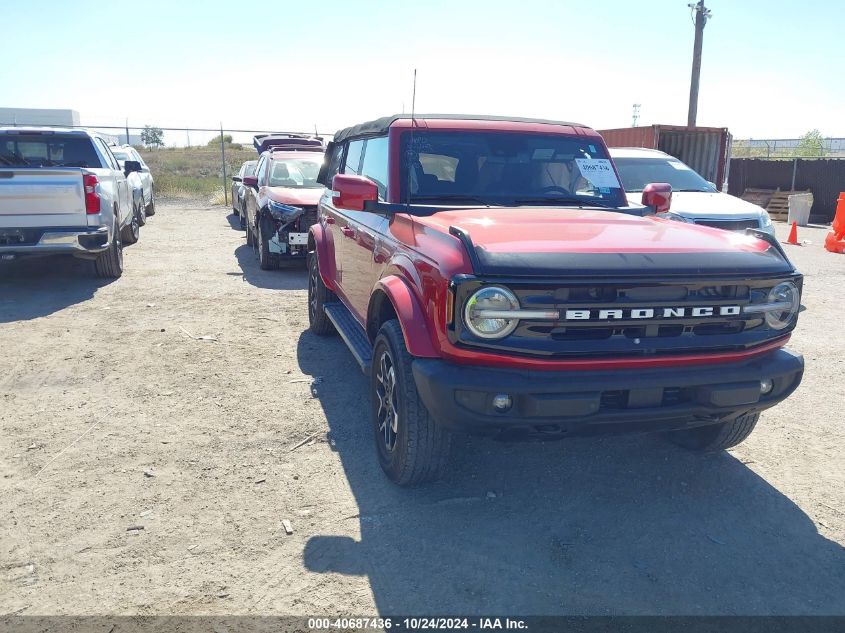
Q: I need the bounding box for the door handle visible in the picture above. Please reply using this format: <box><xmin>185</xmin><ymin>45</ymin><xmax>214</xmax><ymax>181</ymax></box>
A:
<box><xmin>341</xmin><ymin>227</ymin><xmax>356</xmax><ymax>238</ymax></box>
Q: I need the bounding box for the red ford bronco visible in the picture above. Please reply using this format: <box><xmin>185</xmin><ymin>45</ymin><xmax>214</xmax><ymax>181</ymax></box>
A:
<box><xmin>307</xmin><ymin>115</ymin><xmax>804</xmax><ymax>485</ymax></box>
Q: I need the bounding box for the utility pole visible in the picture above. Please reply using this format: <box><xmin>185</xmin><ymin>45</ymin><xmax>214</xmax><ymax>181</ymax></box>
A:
<box><xmin>125</xmin><ymin>118</ymin><xmax>130</xmax><ymax>145</ymax></box>
<box><xmin>632</xmin><ymin>104</ymin><xmax>641</xmax><ymax>127</ymax></box>
<box><xmin>687</xmin><ymin>0</ymin><xmax>712</xmax><ymax>127</ymax></box>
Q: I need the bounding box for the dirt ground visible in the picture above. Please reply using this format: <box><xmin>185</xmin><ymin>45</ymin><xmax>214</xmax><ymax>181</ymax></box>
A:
<box><xmin>1</xmin><ymin>203</ymin><xmax>843</xmax><ymax>616</ymax></box>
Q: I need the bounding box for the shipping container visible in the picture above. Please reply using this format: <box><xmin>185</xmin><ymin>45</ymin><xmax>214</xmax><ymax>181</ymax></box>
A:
<box><xmin>598</xmin><ymin>125</ymin><xmax>732</xmax><ymax>190</ymax></box>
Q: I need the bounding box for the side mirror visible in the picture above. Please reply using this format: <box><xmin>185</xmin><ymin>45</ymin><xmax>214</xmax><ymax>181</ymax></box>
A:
<box><xmin>124</xmin><ymin>160</ymin><xmax>142</xmax><ymax>174</ymax></box>
<box><xmin>642</xmin><ymin>182</ymin><xmax>672</xmax><ymax>213</ymax></box>
<box><xmin>242</xmin><ymin>175</ymin><xmax>259</xmax><ymax>187</ymax></box>
<box><xmin>232</xmin><ymin>176</ymin><xmax>242</xmax><ymax>182</ymax></box>
<box><xmin>331</xmin><ymin>174</ymin><xmax>378</xmax><ymax>211</ymax></box>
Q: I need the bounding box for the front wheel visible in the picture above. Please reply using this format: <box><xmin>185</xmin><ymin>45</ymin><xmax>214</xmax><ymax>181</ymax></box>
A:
<box><xmin>257</xmin><ymin>214</ymin><xmax>279</xmax><ymax>270</ymax></box>
<box><xmin>121</xmin><ymin>201</ymin><xmax>140</xmax><ymax>245</ymax></box>
<box><xmin>246</xmin><ymin>217</ymin><xmax>255</xmax><ymax>246</ymax></box>
<box><xmin>137</xmin><ymin>196</ymin><xmax>147</xmax><ymax>227</ymax></box>
<box><xmin>666</xmin><ymin>412</ymin><xmax>760</xmax><ymax>451</ymax></box>
<box><xmin>307</xmin><ymin>250</ymin><xmax>336</xmax><ymax>335</ymax></box>
<box><xmin>371</xmin><ymin>320</ymin><xmax>452</xmax><ymax>486</ymax></box>
<box><xmin>145</xmin><ymin>192</ymin><xmax>155</xmax><ymax>216</ymax></box>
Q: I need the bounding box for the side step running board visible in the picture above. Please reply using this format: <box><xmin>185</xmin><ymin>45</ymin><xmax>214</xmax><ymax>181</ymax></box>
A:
<box><xmin>323</xmin><ymin>303</ymin><xmax>373</xmax><ymax>374</ymax></box>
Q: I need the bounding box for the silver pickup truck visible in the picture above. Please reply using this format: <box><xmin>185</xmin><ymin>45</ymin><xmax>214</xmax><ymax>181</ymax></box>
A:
<box><xmin>0</xmin><ymin>127</ymin><xmax>141</xmax><ymax>278</ymax></box>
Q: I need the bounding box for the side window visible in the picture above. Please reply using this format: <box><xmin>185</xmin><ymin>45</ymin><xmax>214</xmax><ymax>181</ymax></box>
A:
<box><xmin>343</xmin><ymin>140</ymin><xmax>364</xmax><ymax>175</ymax></box>
<box><xmin>131</xmin><ymin>149</ymin><xmax>147</xmax><ymax>168</ymax></box>
<box><xmin>255</xmin><ymin>156</ymin><xmax>268</xmax><ymax>184</ymax></box>
<box><xmin>96</xmin><ymin>139</ymin><xmax>119</xmax><ymax>170</ymax></box>
<box><xmin>360</xmin><ymin>136</ymin><xmax>389</xmax><ymax>199</ymax></box>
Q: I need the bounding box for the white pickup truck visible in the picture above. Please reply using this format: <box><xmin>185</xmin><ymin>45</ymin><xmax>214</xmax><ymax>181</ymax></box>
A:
<box><xmin>0</xmin><ymin>127</ymin><xmax>141</xmax><ymax>278</ymax></box>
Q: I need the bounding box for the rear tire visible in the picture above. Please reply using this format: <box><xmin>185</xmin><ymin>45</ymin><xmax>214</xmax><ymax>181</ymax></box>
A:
<box><xmin>667</xmin><ymin>412</ymin><xmax>760</xmax><ymax>451</ymax></box>
<box><xmin>94</xmin><ymin>224</ymin><xmax>124</xmax><ymax>279</ymax></box>
<box><xmin>371</xmin><ymin>320</ymin><xmax>452</xmax><ymax>486</ymax></box>
<box><xmin>145</xmin><ymin>192</ymin><xmax>155</xmax><ymax>216</ymax></box>
<box><xmin>307</xmin><ymin>250</ymin><xmax>336</xmax><ymax>336</ymax></box>
<box><xmin>257</xmin><ymin>214</ymin><xmax>279</xmax><ymax>270</ymax></box>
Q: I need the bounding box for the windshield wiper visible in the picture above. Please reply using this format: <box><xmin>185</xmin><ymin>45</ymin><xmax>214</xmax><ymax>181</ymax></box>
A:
<box><xmin>412</xmin><ymin>195</ymin><xmax>501</xmax><ymax>206</ymax></box>
<box><xmin>677</xmin><ymin>188</ymin><xmax>711</xmax><ymax>193</ymax></box>
<box><xmin>512</xmin><ymin>196</ymin><xmax>616</xmax><ymax>209</ymax></box>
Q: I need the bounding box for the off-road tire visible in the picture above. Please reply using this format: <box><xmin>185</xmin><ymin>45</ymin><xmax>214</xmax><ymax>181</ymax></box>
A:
<box><xmin>257</xmin><ymin>214</ymin><xmax>279</xmax><ymax>270</ymax></box>
<box><xmin>371</xmin><ymin>320</ymin><xmax>452</xmax><ymax>486</ymax></box>
<box><xmin>121</xmin><ymin>201</ymin><xmax>140</xmax><ymax>245</ymax></box>
<box><xmin>307</xmin><ymin>250</ymin><xmax>336</xmax><ymax>335</ymax></box>
<box><xmin>94</xmin><ymin>224</ymin><xmax>124</xmax><ymax>279</ymax></box>
<box><xmin>667</xmin><ymin>412</ymin><xmax>760</xmax><ymax>452</ymax></box>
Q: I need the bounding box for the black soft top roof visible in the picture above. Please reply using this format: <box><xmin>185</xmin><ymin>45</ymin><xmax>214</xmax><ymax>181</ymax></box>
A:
<box><xmin>331</xmin><ymin>114</ymin><xmax>587</xmax><ymax>143</ymax></box>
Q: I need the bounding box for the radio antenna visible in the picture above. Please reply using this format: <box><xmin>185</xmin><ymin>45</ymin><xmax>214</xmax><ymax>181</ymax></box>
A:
<box><xmin>406</xmin><ymin>69</ymin><xmax>417</xmax><ymax>211</ymax></box>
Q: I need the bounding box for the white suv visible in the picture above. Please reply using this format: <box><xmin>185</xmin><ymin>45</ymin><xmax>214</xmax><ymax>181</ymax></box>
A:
<box><xmin>610</xmin><ymin>147</ymin><xmax>774</xmax><ymax>235</ymax></box>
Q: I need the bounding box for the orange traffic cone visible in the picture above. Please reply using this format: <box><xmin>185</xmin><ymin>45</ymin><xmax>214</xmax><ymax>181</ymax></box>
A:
<box><xmin>824</xmin><ymin>192</ymin><xmax>845</xmax><ymax>254</ymax></box>
<box><xmin>785</xmin><ymin>221</ymin><xmax>800</xmax><ymax>246</ymax></box>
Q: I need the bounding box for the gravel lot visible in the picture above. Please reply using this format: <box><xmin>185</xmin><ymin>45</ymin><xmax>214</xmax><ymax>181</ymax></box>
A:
<box><xmin>1</xmin><ymin>203</ymin><xmax>843</xmax><ymax>616</ymax></box>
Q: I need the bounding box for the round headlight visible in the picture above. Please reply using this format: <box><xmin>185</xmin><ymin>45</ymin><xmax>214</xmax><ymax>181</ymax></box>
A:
<box><xmin>464</xmin><ymin>286</ymin><xmax>520</xmax><ymax>339</ymax></box>
<box><xmin>765</xmin><ymin>281</ymin><xmax>800</xmax><ymax>330</ymax></box>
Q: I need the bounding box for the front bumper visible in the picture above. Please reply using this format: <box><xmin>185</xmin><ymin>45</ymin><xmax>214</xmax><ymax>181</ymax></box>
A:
<box><xmin>412</xmin><ymin>348</ymin><xmax>803</xmax><ymax>439</ymax></box>
<box><xmin>0</xmin><ymin>226</ymin><xmax>110</xmax><ymax>259</ymax></box>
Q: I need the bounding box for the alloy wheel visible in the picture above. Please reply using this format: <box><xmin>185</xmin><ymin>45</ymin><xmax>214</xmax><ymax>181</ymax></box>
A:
<box><xmin>375</xmin><ymin>349</ymin><xmax>399</xmax><ymax>452</ymax></box>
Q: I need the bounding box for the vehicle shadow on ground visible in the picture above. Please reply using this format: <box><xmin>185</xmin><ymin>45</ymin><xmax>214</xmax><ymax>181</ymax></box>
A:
<box><xmin>297</xmin><ymin>330</ymin><xmax>845</xmax><ymax>615</ymax></box>
<box><xmin>233</xmin><ymin>243</ymin><xmax>307</xmax><ymax>291</ymax></box>
<box><xmin>226</xmin><ymin>213</ymin><xmax>243</xmax><ymax>232</ymax></box>
<box><xmin>0</xmin><ymin>256</ymin><xmax>113</xmax><ymax>323</ymax></box>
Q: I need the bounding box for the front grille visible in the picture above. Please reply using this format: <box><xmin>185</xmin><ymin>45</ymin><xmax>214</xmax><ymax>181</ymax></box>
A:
<box><xmin>451</xmin><ymin>277</ymin><xmax>800</xmax><ymax>358</ymax></box>
<box><xmin>296</xmin><ymin>206</ymin><xmax>318</xmax><ymax>232</ymax></box>
<box><xmin>695</xmin><ymin>219</ymin><xmax>760</xmax><ymax>232</ymax></box>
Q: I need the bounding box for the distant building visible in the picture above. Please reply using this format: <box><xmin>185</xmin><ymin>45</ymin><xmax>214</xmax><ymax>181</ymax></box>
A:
<box><xmin>0</xmin><ymin>107</ymin><xmax>80</xmax><ymax>127</ymax></box>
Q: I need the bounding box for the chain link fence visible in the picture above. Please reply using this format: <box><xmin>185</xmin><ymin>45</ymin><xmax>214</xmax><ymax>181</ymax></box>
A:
<box><xmin>0</xmin><ymin>121</ymin><xmax>331</xmax><ymax>205</ymax></box>
<box><xmin>732</xmin><ymin>137</ymin><xmax>845</xmax><ymax>159</ymax></box>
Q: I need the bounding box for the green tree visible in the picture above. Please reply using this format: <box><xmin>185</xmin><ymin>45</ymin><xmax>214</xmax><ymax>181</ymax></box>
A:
<box><xmin>141</xmin><ymin>125</ymin><xmax>164</xmax><ymax>149</ymax></box>
<box><xmin>797</xmin><ymin>129</ymin><xmax>825</xmax><ymax>157</ymax></box>
<box><xmin>208</xmin><ymin>134</ymin><xmax>233</xmax><ymax>146</ymax></box>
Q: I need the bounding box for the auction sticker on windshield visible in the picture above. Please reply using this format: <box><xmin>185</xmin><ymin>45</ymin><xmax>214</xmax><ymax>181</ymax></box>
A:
<box><xmin>575</xmin><ymin>158</ymin><xmax>621</xmax><ymax>189</ymax></box>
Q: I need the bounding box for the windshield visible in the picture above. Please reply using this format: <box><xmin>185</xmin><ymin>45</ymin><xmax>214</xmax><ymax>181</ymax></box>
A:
<box><xmin>268</xmin><ymin>158</ymin><xmax>321</xmax><ymax>188</ymax></box>
<box><xmin>613</xmin><ymin>156</ymin><xmax>716</xmax><ymax>193</ymax></box>
<box><xmin>399</xmin><ymin>131</ymin><xmax>626</xmax><ymax>207</ymax></box>
<box><xmin>0</xmin><ymin>134</ymin><xmax>103</xmax><ymax>168</ymax></box>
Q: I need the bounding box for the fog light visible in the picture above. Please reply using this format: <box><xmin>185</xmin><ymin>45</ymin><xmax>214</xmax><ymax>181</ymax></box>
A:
<box><xmin>760</xmin><ymin>379</ymin><xmax>774</xmax><ymax>394</ymax></box>
<box><xmin>492</xmin><ymin>394</ymin><xmax>513</xmax><ymax>412</ymax></box>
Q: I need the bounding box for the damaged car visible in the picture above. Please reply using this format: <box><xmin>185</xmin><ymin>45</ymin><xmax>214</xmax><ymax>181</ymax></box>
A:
<box><xmin>243</xmin><ymin>139</ymin><xmax>325</xmax><ymax>269</ymax></box>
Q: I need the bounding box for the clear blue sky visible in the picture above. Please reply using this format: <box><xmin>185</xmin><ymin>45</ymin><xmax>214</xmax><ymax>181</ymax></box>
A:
<box><xmin>1</xmin><ymin>0</ymin><xmax>842</xmax><ymax>142</ymax></box>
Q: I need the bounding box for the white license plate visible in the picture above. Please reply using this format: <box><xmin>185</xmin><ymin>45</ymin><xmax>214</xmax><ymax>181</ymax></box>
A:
<box><xmin>288</xmin><ymin>232</ymin><xmax>308</xmax><ymax>245</ymax></box>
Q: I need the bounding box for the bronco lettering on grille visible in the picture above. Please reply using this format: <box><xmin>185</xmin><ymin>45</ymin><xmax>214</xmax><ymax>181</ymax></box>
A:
<box><xmin>562</xmin><ymin>306</ymin><xmax>742</xmax><ymax>321</ymax></box>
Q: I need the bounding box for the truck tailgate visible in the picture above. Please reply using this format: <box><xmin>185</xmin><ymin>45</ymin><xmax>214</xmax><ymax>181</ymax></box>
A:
<box><xmin>0</xmin><ymin>169</ymin><xmax>87</xmax><ymax>228</ymax></box>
